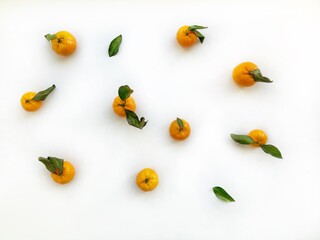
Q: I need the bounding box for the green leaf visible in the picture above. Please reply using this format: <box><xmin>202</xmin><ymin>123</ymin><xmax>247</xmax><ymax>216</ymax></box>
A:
<box><xmin>118</xmin><ymin>85</ymin><xmax>134</xmax><ymax>101</ymax></box>
<box><xmin>38</xmin><ymin>156</ymin><xmax>64</xmax><ymax>175</ymax></box>
<box><xmin>125</xmin><ymin>109</ymin><xmax>147</xmax><ymax>129</ymax></box>
<box><xmin>250</xmin><ymin>69</ymin><xmax>272</xmax><ymax>83</ymax></box>
<box><xmin>188</xmin><ymin>25</ymin><xmax>208</xmax><ymax>31</ymax></box>
<box><xmin>32</xmin><ymin>85</ymin><xmax>56</xmax><ymax>101</ymax></box>
<box><xmin>230</xmin><ymin>134</ymin><xmax>255</xmax><ymax>145</ymax></box>
<box><xmin>213</xmin><ymin>186</ymin><xmax>235</xmax><ymax>202</ymax></box>
<box><xmin>188</xmin><ymin>25</ymin><xmax>207</xmax><ymax>44</ymax></box>
<box><xmin>108</xmin><ymin>35</ymin><xmax>122</xmax><ymax>57</ymax></box>
<box><xmin>193</xmin><ymin>30</ymin><xmax>205</xmax><ymax>43</ymax></box>
<box><xmin>44</xmin><ymin>34</ymin><xmax>56</xmax><ymax>41</ymax></box>
<box><xmin>177</xmin><ymin>118</ymin><xmax>184</xmax><ymax>131</ymax></box>
<box><xmin>260</xmin><ymin>144</ymin><xmax>283</xmax><ymax>159</ymax></box>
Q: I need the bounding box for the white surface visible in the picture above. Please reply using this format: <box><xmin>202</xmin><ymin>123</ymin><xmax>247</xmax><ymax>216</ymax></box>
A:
<box><xmin>0</xmin><ymin>0</ymin><xmax>320</xmax><ymax>239</ymax></box>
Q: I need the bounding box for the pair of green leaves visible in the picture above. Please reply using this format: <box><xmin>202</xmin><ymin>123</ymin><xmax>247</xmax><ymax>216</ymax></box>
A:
<box><xmin>250</xmin><ymin>69</ymin><xmax>272</xmax><ymax>83</ymax></box>
<box><xmin>38</xmin><ymin>156</ymin><xmax>64</xmax><ymax>175</ymax></box>
<box><xmin>213</xmin><ymin>186</ymin><xmax>235</xmax><ymax>202</ymax></box>
<box><xmin>230</xmin><ymin>134</ymin><xmax>283</xmax><ymax>159</ymax></box>
<box><xmin>31</xmin><ymin>84</ymin><xmax>56</xmax><ymax>101</ymax></box>
<box><xmin>118</xmin><ymin>85</ymin><xmax>147</xmax><ymax>129</ymax></box>
<box><xmin>188</xmin><ymin>25</ymin><xmax>208</xmax><ymax>44</ymax></box>
<box><xmin>108</xmin><ymin>35</ymin><xmax>122</xmax><ymax>57</ymax></box>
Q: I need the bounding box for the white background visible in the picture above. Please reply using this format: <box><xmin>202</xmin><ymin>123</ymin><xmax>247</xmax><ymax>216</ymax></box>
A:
<box><xmin>0</xmin><ymin>0</ymin><xmax>320</xmax><ymax>239</ymax></box>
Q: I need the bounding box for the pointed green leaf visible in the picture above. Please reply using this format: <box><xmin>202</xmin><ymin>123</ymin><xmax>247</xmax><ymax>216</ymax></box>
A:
<box><xmin>44</xmin><ymin>34</ymin><xmax>56</xmax><ymax>41</ymax></box>
<box><xmin>188</xmin><ymin>25</ymin><xmax>207</xmax><ymax>44</ymax></box>
<box><xmin>108</xmin><ymin>35</ymin><xmax>122</xmax><ymax>57</ymax></box>
<box><xmin>230</xmin><ymin>134</ymin><xmax>255</xmax><ymax>145</ymax></box>
<box><xmin>38</xmin><ymin>156</ymin><xmax>64</xmax><ymax>175</ymax></box>
<box><xmin>125</xmin><ymin>109</ymin><xmax>147</xmax><ymax>129</ymax></box>
<box><xmin>32</xmin><ymin>85</ymin><xmax>56</xmax><ymax>101</ymax></box>
<box><xmin>188</xmin><ymin>25</ymin><xmax>208</xmax><ymax>31</ymax></box>
<box><xmin>260</xmin><ymin>144</ymin><xmax>283</xmax><ymax>159</ymax></box>
<box><xmin>177</xmin><ymin>118</ymin><xmax>184</xmax><ymax>131</ymax></box>
<box><xmin>193</xmin><ymin>30</ymin><xmax>205</xmax><ymax>43</ymax></box>
<box><xmin>213</xmin><ymin>186</ymin><xmax>235</xmax><ymax>202</ymax></box>
<box><xmin>118</xmin><ymin>85</ymin><xmax>133</xmax><ymax>101</ymax></box>
<box><xmin>250</xmin><ymin>69</ymin><xmax>272</xmax><ymax>83</ymax></box>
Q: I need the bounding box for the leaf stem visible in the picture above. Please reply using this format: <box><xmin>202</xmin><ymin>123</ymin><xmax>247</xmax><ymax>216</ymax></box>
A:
<box><xmin>118</xmin><ymin>101</ymin><xmax>126</xmax><ymax>108</ymax></box>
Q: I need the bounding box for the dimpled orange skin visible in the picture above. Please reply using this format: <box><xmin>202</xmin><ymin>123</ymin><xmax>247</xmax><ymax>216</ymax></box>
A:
<box><xmin>249</xmin><ymin>129</ymin><xmax>268</xmax><ymax>147</ymax></box>
<box><xmin>232</xmin><ymin>62</ymin><xmax>259</xmax><ymax>87</ymax></box>
<box><xmin>51</xmin><ymin>31</ymin><xmax>77</xmax><ymax>56</ymax></box>
<box><xmin>136</xmin><ymin>168</ymin><xmax>159</xmax><ymax>192</ymax></box>
<box><xmin>176</xmin><ymin>26</ymin><xmax>197</xmax><ymax>47</ymax></box>
<box><xmin>112</xmin><ymin>96</ymin><xmax>136</xmax><ymax>117</ymax></box>
<box><xmin>51</xmin><ymin>161</ymin><xmax>76</xmax><ymax>184</ymax></box>
<box><xmin>20</xmin><ymin>92</ymin><xmax>43</xmax><ymax>111</ymax></box>
<box><xmin>169</xmin><ymin>119</ymin><xmax>191</xmax><ymax>141</ymax></box>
